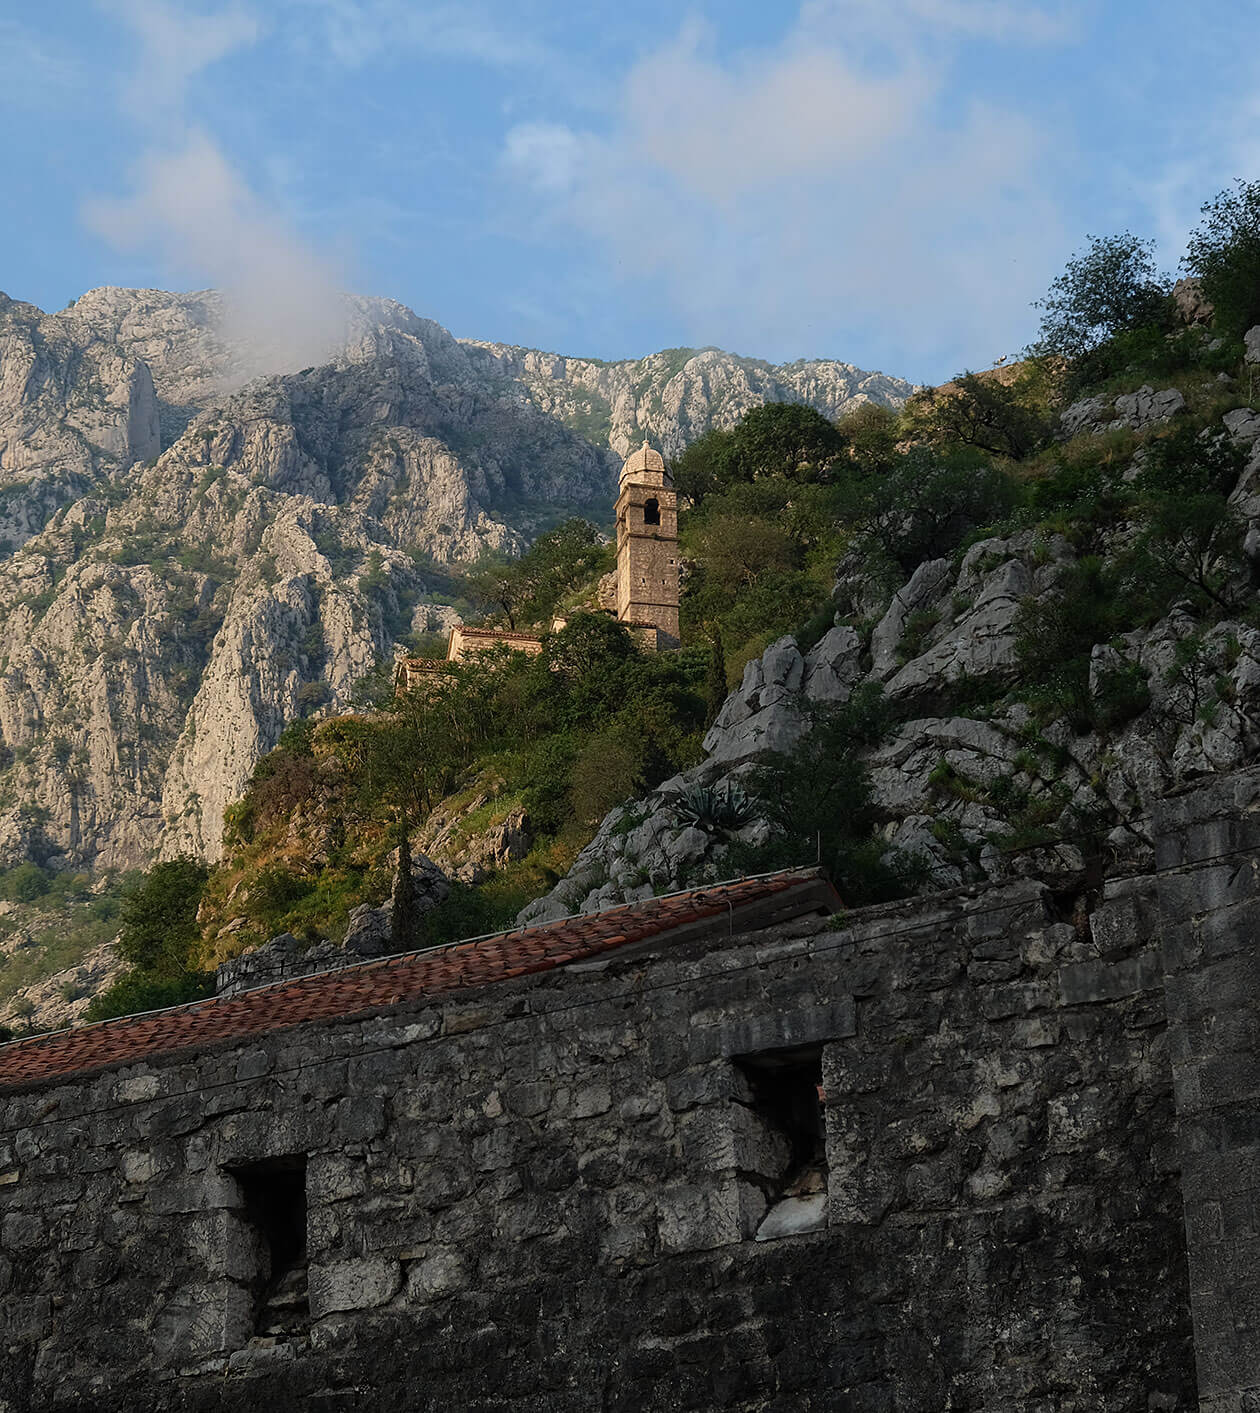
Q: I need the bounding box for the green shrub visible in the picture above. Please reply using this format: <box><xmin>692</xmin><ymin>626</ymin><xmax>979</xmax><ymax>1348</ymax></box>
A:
<box><xmin>1031</xmin><ymin>232</ymin><xmax>1172</xmax><ymax>361</ymax></box>
<box><xmin>1184</xmin><ymin>180</ymin><xmax>1260</xmax><ymax>338</ymax></box>
<box><xmin>0</xmin><ymin>862</ymin><xmax>52</xmax><ymax>903</ymax></box>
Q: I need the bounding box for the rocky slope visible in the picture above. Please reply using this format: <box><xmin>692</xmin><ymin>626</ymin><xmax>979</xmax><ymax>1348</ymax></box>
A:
<box><xmin>0</xmin><ymin>286</ymin><xmax>911</xmax><ymax>874</ymax></box>
<box><xmin>519</xmin><ymin>381</ymin><xmax>1260</xmax><ymax>922</ymax></box>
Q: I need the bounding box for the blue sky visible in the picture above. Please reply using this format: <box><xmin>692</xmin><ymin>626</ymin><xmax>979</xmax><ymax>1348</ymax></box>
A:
<box><xmin>3</xmin><ymin>1</ymin><xmax>1260</xmax><ymax>385</ymax></box>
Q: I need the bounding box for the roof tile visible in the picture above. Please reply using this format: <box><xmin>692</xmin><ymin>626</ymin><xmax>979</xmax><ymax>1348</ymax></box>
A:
<box><xmin>0</xmin><ymin>870</ymin><xmax>836</xmax><ymax>1092</ymax></box>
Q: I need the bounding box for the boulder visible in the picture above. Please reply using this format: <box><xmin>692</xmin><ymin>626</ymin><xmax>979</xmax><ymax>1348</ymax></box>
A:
<box><xmin>1246</xmin><ymin>326</ymin><xmax>1260</xmax><ymax>365</ymax></box>
<box><xmin>1173</xmin><ymin>277</ymin><xmax>1214</xmax><ymax>326</ymax></box>
<box><xmin>343</xmin><ymin>905</ymin><xmax>393</xmax><ymax>957</ymax></box>
<box><xmin>1111</xmin><ymin>385</ymin><xmax>1185</xmax><ymax>431</ymax></box>
<box><xmin>869</xmin><ymin>559</ymin><xmax>951</xmax><ymax>680</ymax></box>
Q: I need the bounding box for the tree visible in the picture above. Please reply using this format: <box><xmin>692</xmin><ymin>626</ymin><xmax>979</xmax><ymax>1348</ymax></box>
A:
<box><xmin>465</xmin><ymin>557</ymin><xmax>528</xmax><ymax>628</ymax></box>
<box><xmin>860</xmin><ymin>447</ymin><xmax>1021</xmax><ymax>572</ymax></box>
<box><xmin>705</xmin><ymin>627</ymin><xmax>728</xmax><ymax>724</ymax></box>
<box><xmin>1031</xmin><ymin>232</ymin><xmax>1171</xmax><ymax>360</ymax></box>
<box><xmin>905</xmin><ymin>372</ymin><xmax>1050</xmax><ymax>460</ymax></box>
<box><xmin>115</xmin><ymin>857</ymin><xmax>210</xmax><ymax>978</ymax></box>
<box><xmin>724</xmin><ymin>403</ymin><xmax>845</xmax><ymax>484</ymax></box>
<box><xmin>1184</xmin><ymin>180</ymin><xmax>1260</xmax><ymax>338</ymax></box>
<box><xmin>669</xmin><ymin>427</ymin><xmax>734</xmax><ymax>506</ymax></box>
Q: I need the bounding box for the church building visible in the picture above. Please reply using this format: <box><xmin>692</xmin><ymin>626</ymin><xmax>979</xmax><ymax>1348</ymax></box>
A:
<box><xmin>397</xmin><ymin>441</ymin><xmax>680</xmax><ymax>692</ymax></box>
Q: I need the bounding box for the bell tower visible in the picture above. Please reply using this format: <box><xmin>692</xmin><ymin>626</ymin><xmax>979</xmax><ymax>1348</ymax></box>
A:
<box><xmin>615</xmin><ymin>440</ymin><xmax>680</xmax><ymax>646</ymax></box>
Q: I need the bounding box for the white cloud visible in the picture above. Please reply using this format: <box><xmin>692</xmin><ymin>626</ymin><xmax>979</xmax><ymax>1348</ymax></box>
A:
<box><xmin>501</xmin><ymin>3</ymin><xmax>1070</xmax><ymax>377</ymax></box>
<box><xmin>283</xmin><ymin>0</ymin><xmax>547</xmax><ymax>70</ymax></box>
<box><xmin>86</xmin><ymin>129</ymin><xmax>347</xmax><ymax>378</ymax></box>
<box><xmin>89</xmin><ymin>1</ymin><xmax>348</xmax><ymax>380</ymax></box>
<box><xmin>109</xmin><ymin>0</ymin><xmax>260</xmax><ymax>114</ymax></box>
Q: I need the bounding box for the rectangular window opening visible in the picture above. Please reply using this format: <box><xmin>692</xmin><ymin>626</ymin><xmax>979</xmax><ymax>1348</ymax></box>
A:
<box><xmin>230</xmin><ymin>1156</ymin><xmax>310</xmax><ymax>1339</ymax></box>
<box><xmin>735</xmin><ymin>1047</ymin><xmax>827</xmax><ymax>1242</ymax></box>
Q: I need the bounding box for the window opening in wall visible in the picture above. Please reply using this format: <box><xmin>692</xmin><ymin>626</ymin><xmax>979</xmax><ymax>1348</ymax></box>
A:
<box><xmin>735</xmin><ymin>1046</ymin><xmax>827</xmax><ymax>1242</ymax></box>
<box><xmin>643</xmin><ymin>497</ymin><xmax>661</xmax><ymax>525</ymax></box>
<box><xmin>231</xmin><ymin>1156</ymin><xmax>310</xmax><ymax>1339</ymax></box>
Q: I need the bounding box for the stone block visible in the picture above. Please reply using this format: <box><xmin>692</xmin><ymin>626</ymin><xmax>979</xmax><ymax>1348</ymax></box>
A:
<box><xmin>656</xmin><ymin>1182</ymin><xmax>740</xmax><ymax>1254</ymax></box>
<box><xmin>309</xmin><ymin>1257</ymin><xmax>402</xmax><ymax>1317</ymax></box>
<box><xmin>688</xmin><ymin>1000</ymin><xmax>855</xmax><ymax>1062</ymax></box>
<box><xmin>1057</xmin><ymin>952</ymin><xmax>1160</xmax><ymax>1006</ymax></box>
<box><xmin>405</xmin><ymin>1248</ymin><xmax>469</xmax><ymax>1302</ymax></box>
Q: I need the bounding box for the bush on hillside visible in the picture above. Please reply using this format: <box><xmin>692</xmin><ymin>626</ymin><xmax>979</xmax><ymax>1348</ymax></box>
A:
<box><xmin>859</xmin><ymin>447</ymin><xmax>1022</xmax><ymax>573</ymax></box>
<box><xmin>1031</xmin><ymin>232</ymin><xmax>1172</xmax><ymax>362</ymax></box>
<box><xmin>736</xmin><ymin>687</ymin><xmax>918</xmax><ymax>905</ymax></box>
<box><xmin>86</xmin><ymin>857</ymin><xmax>211</xmax><ymax>1022</ymax></box>
<box><xmin>904</xmin><ymin>372</ymin><xmax>1051</xmax><ymax>460</ymax></box>
<box><xmin>1184</xmin><ymin>180</ymin><xmax>1260</xmax><ymax>338</ymax></box>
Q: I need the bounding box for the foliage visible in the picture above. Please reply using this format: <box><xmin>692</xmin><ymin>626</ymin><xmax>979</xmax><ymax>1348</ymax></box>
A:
<box><xmin>665</xmin><ymin>782</ymin><xmax>753</xmax><ymax>836</ymax></box>
<box><xmin>86</xmin><ymin>859</ymin><xmax>211</xmax><ymax>1022</ymax></box>
<box><xmin>735</xmin><ymin>686</ymin><xmax>915</xmax><ymax>904</ymax></box>
<box><xmin>904</xmin><ymin>371</ymin><xmax>1051</xmax><ymax>459</ymax></box>
<box><xmin>465</xmin><ymin>518</ymin><xmax>612</xmax><ymax>629</ymax></box>
<box><xmin>669</xmin><ymin>403</ymin><xmax>845</xmax><ymax>504</ymax></box>
<box><xmin>857</xmin><ymin>447</ymin><xmax>1022</xmax><ymax>573</ymax></box>
<box><xmin>1031</xmin><ymin>232</ymin><xmax>1172</xmax><ymax>361</ymax></box>
<box><xmin>1184</xmin><ymin>179</ymin><xmax>1260</xmax><ymax>338</ymax></box>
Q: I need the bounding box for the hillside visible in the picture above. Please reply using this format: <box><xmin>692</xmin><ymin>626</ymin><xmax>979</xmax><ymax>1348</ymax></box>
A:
<box><xmin>0</xmin><ymin>286</ymin><xmax>912</xmax><ymax>886</ymax></box>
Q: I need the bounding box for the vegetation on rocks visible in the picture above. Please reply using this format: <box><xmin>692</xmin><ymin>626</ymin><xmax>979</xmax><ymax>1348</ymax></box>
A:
<box><xmin>16</xmin><ymin>178</ymin><xmax>1260</xmax><ymax>1026</ymax></box>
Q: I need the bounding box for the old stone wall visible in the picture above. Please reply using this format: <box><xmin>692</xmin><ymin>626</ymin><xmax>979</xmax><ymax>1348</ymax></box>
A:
<box><xmin>0</xmin><ymin>867</ymin><xmax>1197</xmax><ymax>1411</ymax></box>
<box><xmin>1154</xmin><ymin>769</ymin><xmax>1260</xmax><ymax>1412</ymax></box>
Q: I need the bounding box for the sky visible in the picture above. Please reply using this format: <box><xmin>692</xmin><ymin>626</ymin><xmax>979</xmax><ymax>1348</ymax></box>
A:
<box><xmin>3</xmin><ymin>1</ymin><xmax>1260</xmax><ymax>385</ymax></box>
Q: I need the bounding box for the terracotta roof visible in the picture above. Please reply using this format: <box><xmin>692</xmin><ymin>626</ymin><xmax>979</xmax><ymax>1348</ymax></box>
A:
<box><xmin>0</xmin><ymin>870</ymin><xmax>839</xmax><ymax>1093</ymax></box>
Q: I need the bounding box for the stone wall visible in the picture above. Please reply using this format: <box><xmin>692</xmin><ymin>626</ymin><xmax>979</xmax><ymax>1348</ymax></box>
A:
<box><xmin>1154</xmin><ymin>769</ymin><xmax>1260</xmax><ymax>1412</ymax></box>
<box><xmin>0</xmin><ymin>862</ymin><xmax>1201</xmax><ymax>1411</ymax></box>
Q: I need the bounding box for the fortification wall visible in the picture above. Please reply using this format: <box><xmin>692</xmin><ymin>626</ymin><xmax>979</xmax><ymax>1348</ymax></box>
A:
<box><xmin>0</xmin><ymin>857</ymin><xmax>1201</xmax><ymax>1411</ymax></box>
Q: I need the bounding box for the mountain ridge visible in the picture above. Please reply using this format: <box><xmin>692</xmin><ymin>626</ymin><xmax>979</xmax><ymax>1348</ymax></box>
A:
<box><xmin>0</xmin><ymin>284</ymin><xmax>914</xmax><ymax>876</ymax></box>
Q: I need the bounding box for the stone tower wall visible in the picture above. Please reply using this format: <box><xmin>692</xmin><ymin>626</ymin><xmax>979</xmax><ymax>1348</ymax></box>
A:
<box><xmin>615</xmin><ymin>474</ymin><xmax>680</xmax><ymax>644</ymax></box>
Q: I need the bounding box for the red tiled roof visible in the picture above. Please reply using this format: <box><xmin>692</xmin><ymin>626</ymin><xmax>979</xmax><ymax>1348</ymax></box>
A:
<box><xmin>0</xmin><ymin>870</ymin><xmax>838</xmax><ymax>1093</ymax></box>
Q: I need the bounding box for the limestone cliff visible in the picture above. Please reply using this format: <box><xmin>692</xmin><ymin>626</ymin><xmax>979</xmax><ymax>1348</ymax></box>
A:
<box><xmin>0</xmin><ymin>286</ymin><xmax>911</xmax><ymax>872</ymax></box>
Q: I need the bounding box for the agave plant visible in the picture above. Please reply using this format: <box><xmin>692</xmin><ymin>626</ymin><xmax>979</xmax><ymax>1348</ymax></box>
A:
<box><xmin>666</xmin><ymin>782</ymin><xmax>754</xmax><ymax>836</ymax></box>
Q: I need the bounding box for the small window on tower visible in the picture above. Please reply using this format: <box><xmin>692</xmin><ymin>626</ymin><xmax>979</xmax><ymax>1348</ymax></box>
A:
<box><xmin>643</xmin><ymin>498</ymin><xmax>661</xmax><ymax>526</ymax></box>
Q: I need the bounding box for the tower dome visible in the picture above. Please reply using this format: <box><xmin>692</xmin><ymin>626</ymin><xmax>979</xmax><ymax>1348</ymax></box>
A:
<box><xmin>619</xmin><ymin>440</ymin><xmax>670</xmax><ymax>486</ymax></box>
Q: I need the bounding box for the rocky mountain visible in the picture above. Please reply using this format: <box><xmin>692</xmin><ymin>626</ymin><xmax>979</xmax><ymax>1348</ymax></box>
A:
<box><xmin>0</xmin><ymin>285</ymin><xmax>913</xmax><ymax>876</ymax></box>
<box><xmin>519</xmin><ymin>380</ymin><xmax>1260</xmax><ymax>923</ymax></box>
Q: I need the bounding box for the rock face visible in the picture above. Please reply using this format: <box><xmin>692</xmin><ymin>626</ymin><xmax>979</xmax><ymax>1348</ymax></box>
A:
<box><xmin>0</xmin><ymin>287</ymin><xmax>911</xmax><ymax>871</ymax></box>
<box><xmin>522</xmin><ymin>406</ymin><xmax>1260</xmax><ymax>920</ymax></box>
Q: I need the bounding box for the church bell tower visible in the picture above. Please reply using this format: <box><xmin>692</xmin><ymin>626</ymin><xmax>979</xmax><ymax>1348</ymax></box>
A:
<box><xmin>615</xmin><ymin>441</ymin><xmax>680</xmax><ymax>647</ymax></box>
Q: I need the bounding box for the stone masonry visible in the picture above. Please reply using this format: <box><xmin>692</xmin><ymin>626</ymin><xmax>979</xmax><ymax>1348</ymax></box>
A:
<box><xmin>6</xmin><ymin>766</ymin><xmax>1260</xmax><ymax>1408</ymax></box>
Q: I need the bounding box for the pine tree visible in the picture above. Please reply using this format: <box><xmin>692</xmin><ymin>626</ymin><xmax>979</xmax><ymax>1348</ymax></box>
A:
<box><xmin>705</xmin><ymin>627</ymin><xmax>728</xmax><ymax>725</ymax></box>
<box><xmin>391</xmin><ymin>817</ymin><xmax>421</xmax><ymax>951</ymax></box>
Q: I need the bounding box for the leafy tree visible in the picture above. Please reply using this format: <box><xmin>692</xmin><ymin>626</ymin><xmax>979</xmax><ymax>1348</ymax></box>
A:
<box><xmin>738</xmin><ymin>688</ymin><xmax>915</xmax><ymax>904</ymax></box>
<box><xmin>834</xmin><ymin>402</ymin><xmax>900</xmax><ymax>477</ymax></box>
<box><xmin>905</xmin><ymin>372</ymin><xmax>1050</xmax><ymax>460</ymax></box>
<box><xmin>687</xmin><ymin>515</ymin><xmax>796</xmax><ymax>594</ymax></box>
<box><xmin>0</xmin><ymin>862</ymin><xmax>52</xmax><ymax>904</ymax></box>
<box><xmin>668</xmin><ymin>403</ymin><xmax>844</xmax><ymax>505</ymax></box>
<box><xmin>859</xmin><ymin>448</ymin><xmax>1022</xmax><ymax>573</ymax></box>
<box><xmin>670</xmin><ymin>427</ymin><xmax>733</xmax><ymax>506</ymax></box>
<box><xmin>1184</xmin><ymin>180</ymin><xmax>1260</xmax><ymax>338</ymax></box>
<box><xmin>724</xmin><ymin>403</ymin><xmax>845</xmax><ymax>483</ymax></box>
<box><xmin>465</xmin><ymin>556</ymin><xmax>529</xmax><ymax>629</ymax></box>
<box><xmin>1031</xmin><ymin>232</ymin><xmax>1171</xmax><ymax>360</ymax></box>
<box><xmin>115</xmin><ymin>858</ymin><xmax>210</xmax><ymax>977</ymax></box>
